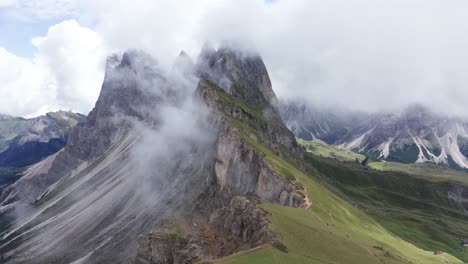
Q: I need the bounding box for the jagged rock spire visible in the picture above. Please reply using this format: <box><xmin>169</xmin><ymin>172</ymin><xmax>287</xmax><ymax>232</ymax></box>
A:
<box><xmin>196</xmin><ymin>45</ymin><xmax>279</xmax><ymax>110</ymax></box>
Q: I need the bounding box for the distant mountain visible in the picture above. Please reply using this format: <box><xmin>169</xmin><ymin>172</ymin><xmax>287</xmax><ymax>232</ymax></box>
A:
<box><xmin>0</xmin><ymin>111</ymin><xmax>86</xmax><ymax>169</ymax></box>
<box><xmin>281</xmin><ymin>101</ymin><xmax>468</xmax><ymax>169</ymax></box>
<box><xmin>0</xmin><ymin>111</ymin><xmax>85</xmax><ymax>189</ymax></box>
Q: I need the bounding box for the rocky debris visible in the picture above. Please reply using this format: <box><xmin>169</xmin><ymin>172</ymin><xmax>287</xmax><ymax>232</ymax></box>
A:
<box><xmin>0</xmin><ymin>149</ymin><xmax>83</xmax><ymax>205</ymax></box>
<box><xmin>135</xmin><ymin>196</ymin><xmax>276</xmax><ymax>264</ymax></box>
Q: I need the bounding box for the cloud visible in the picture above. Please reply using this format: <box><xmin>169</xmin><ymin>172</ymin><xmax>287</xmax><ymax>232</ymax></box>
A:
<box><xmin>69</xmin><ymin>0</ymin><xmax>468</xmax><ymax>116</ymax></box>
<box><xmin>0</xmin><ymin>19</ymin><xmax>106</xmax><ymax>117</ymax></box>
<box><xmin>0</xmin><ymin>47</ymin><xmax>55</xmax><ymax>116</ymax></box>
<box><xmin>32</xmin><ymin>20</ymin><xmax>107</xmax><ymax>114</ymax></box>
<box><xmin>3</xmin><ymin>0</ymin><xmax>468</xmax><ymax>116</ymax></box>
<box><xmin>193</xmin><ymin>0</ymin><xmax>468</xmax><ymax>116</ymax></box>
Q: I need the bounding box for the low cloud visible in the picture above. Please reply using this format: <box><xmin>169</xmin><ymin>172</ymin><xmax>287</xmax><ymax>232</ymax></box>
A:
<box><xmin>3</xmin><ymin>0</ymin><xmax>468</xmax><ymax>117</ymax></box>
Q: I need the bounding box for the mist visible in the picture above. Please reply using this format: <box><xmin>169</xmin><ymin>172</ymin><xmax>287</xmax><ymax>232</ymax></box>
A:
<box><xmin>76</xmin><ymin>0</ymin><xmax>468</xmax><ymax>117</ymax></box>
<box><xmin>2</xmin><ymin>0</ymin><xmax>468</xmax><ymax>117</ymax></box>
<box><xmin>0</xmin><ymin>50</ymin><xmax>219</xmax><ymax>261</ymax></box>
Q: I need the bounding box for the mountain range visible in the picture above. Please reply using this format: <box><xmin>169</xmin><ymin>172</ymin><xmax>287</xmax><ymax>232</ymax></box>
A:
<box><xmin>281</xmin><ymin>102</ymin><xmax>468</xmax><ymax>170</ymax></box>
<box><xmin>0</xmin><ymin>47</ymin><xmax>466</xmax><ymax>264</ymax></box>
<box><xmin>0</xmin><ymin>111</ymin><xmax>85</xmax><ymax>187</ymax></box>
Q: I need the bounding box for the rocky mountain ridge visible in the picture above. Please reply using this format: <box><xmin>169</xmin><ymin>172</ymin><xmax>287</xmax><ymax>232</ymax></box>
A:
<box><xmin>0</xmin><ymin>111</ymin><xmax>85</xmax><ymax>189</ymax></box>
<box><xmin>0</xmin><ymin>47</ymin><xmax>307</xmax><ymax>263</ymax></box>
<box><xmin>281</xmin><ymin>101</ymin><xmax>468</xmax><ymax>169</ymax></box>
<box><xmin>0</xmin><ymin>111</ymin><xmax>85</xmax><ymax>168</ymax></box>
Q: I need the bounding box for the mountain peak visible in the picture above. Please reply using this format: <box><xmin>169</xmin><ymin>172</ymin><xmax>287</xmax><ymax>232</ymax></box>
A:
<box><xmin>172</xmin><ymin>50</ymin><xmax>195</xmax><ymax>75</ymax></box>
<box><xmin>196</xmin><ymin>45</ymin><xmax>278</xmax><ymax>110</ymax></box>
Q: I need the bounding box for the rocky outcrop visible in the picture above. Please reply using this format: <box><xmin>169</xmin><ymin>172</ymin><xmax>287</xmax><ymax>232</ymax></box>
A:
<box><xmin>213</xmin><ymin>118</ymin><xmax>307</xmax><ymax>207</ymax></box>
<box><xmin>197</xmin><ymin>45</ymin><xmax>278</xmax><ymax>110</ymax></box>
<box><xmin>199</xmin><ymin>80</ymin><xmax>300</xmax><ymax>155</ymax></box>
<box><xmin>135</xmin><ymin>196</ymin><xmax>275</xmax><ymax>264</ymax></box>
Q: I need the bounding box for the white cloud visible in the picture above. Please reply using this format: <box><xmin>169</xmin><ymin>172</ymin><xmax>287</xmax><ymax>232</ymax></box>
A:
<box><xmin>68</xmin><ymin>0</ymin><xmax>468</xmax><ymax>116</ymax></box>
<box><xmin>74</xmin><ymin>0</ymin><xmax>221</xmax><ymax>69</ymax></box>
<box><xmin>0</xmin><ymin>47</ymin><xmax>55</xmax><ymax>116</ymax></box>
<box><xmin>3</xmin><ymin>0</ymin><xmax>468</xmax><ymax>116</ymax></box>
<box><xmin>0</xmin><ymin>19</ymin><xmax>106</xmax><ymax>117</ymax></box>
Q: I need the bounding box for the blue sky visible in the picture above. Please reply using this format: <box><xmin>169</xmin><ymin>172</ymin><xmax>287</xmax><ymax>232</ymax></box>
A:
<box><xmin>0</xmin><ymin>10</ymin><xmax>60</xmax><ymax>57</ymax></box>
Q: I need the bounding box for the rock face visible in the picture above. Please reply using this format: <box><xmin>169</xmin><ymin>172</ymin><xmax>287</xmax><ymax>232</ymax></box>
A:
<box><xmin>135</xmin><ymin>196</ymin><xmax>274</xmax><ymax>264</ymax></box>
<box><xmin>281</xmin><ymin>101</ymin><xmax>468</xmax><ymax>169</ymax></box>
<box><xmin>212</xmin><ymin>118</ymin><xmax>306</xmax><ymax>207</ymax></box>
<box><xmin>0</xmin><ymin>47</ymin><xmax>307</xmax><ymax>264</ymax></box>
<box><xmin>197</xmin><ymin>46</ymin><xmax>278</xmax><ymax>110</ymax></box>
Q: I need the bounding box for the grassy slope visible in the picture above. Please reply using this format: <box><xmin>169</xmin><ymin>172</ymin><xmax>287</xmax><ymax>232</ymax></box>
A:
<box><xmin>370</xmin><ymin>161</ymin><xmax>468</xmax><ymax>186</ymax></box>
<box><xmin>299</xmin><ymin>139</ymin><xmax>468</xmax><ymax>261</ymax></box>
<box><xmin>301</xmin><ymin>138</ymin><xmax>468</xmax><ymax>186</ymax></box>
<box><xmin>204</xmin><ymin>84</ymin><xmax>463</xmax><ymax>264</ymax></box>
<box><xmin>216</xmin><ymin>136</ymin><xmax>463</xmax><ymax>264</ymax></box>
<box><xmin>298</xmin><ymin>138</ymin><xmax>366</xmax><ymax>162</ymax></box>
<box><xmin>47</xmin><ymin>110</ymin><xmax>87</xmax><ymax>128</ymax></box>
<box><xmin>306</xmin><ymin>156</ymin><xmax>468</xmax><ymax>262</ymax></box>
<box><xmin>0</xmin><ymin>117</ymin><xmax>24</xmax><ymax>152</ymax></box>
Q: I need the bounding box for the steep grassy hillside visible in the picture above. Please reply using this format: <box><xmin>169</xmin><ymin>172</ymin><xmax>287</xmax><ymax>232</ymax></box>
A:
<box><xmin>306</xmin><ymin>156</ymin><xmax>468</xmax><ymax>262</ymax></box>
<box><xmin>298</xmin><ymin>138</ymin><xmax>468</xmax><ymax>261</ymax></box>
<box><xmin>205</xmin><ymin>83</ymin><xmax>464</xmax><ymax>263</ymax></box>
<box><xmin>214</xmin><ymin>139</ymin><xmax>463</xmax><ymax>263</ymax></box>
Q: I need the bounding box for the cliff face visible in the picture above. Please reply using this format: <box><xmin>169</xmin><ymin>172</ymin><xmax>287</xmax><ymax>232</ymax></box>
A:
<box><xmin>135</xmin><ymin>196</ymin><xmax>275</xmax><ymax>264</ymax></box>
<box><xmin>0</xmin><ymin>47</ymin><xmax>307</xmax><ymax>264</ymax></box>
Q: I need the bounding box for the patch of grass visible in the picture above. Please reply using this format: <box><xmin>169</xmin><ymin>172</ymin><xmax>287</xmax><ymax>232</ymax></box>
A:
<box><xmin>47</xmin><ymin>111</ymin><xmax>87</xmax><ymax>128</ymax></box>
<box><xmin>387</xmin><ymin>143</ymin><xmax>420</xmax><ymax>163</ymax></box>
<box><xmin>298</xmin><ymin>138</ymin><xmax>366</xmax><ymax>162</ymax></box>
<box><xmin>370</xmin><ymin>161</ymin><xmax>468</xmax><ymax>186</ymax></box>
